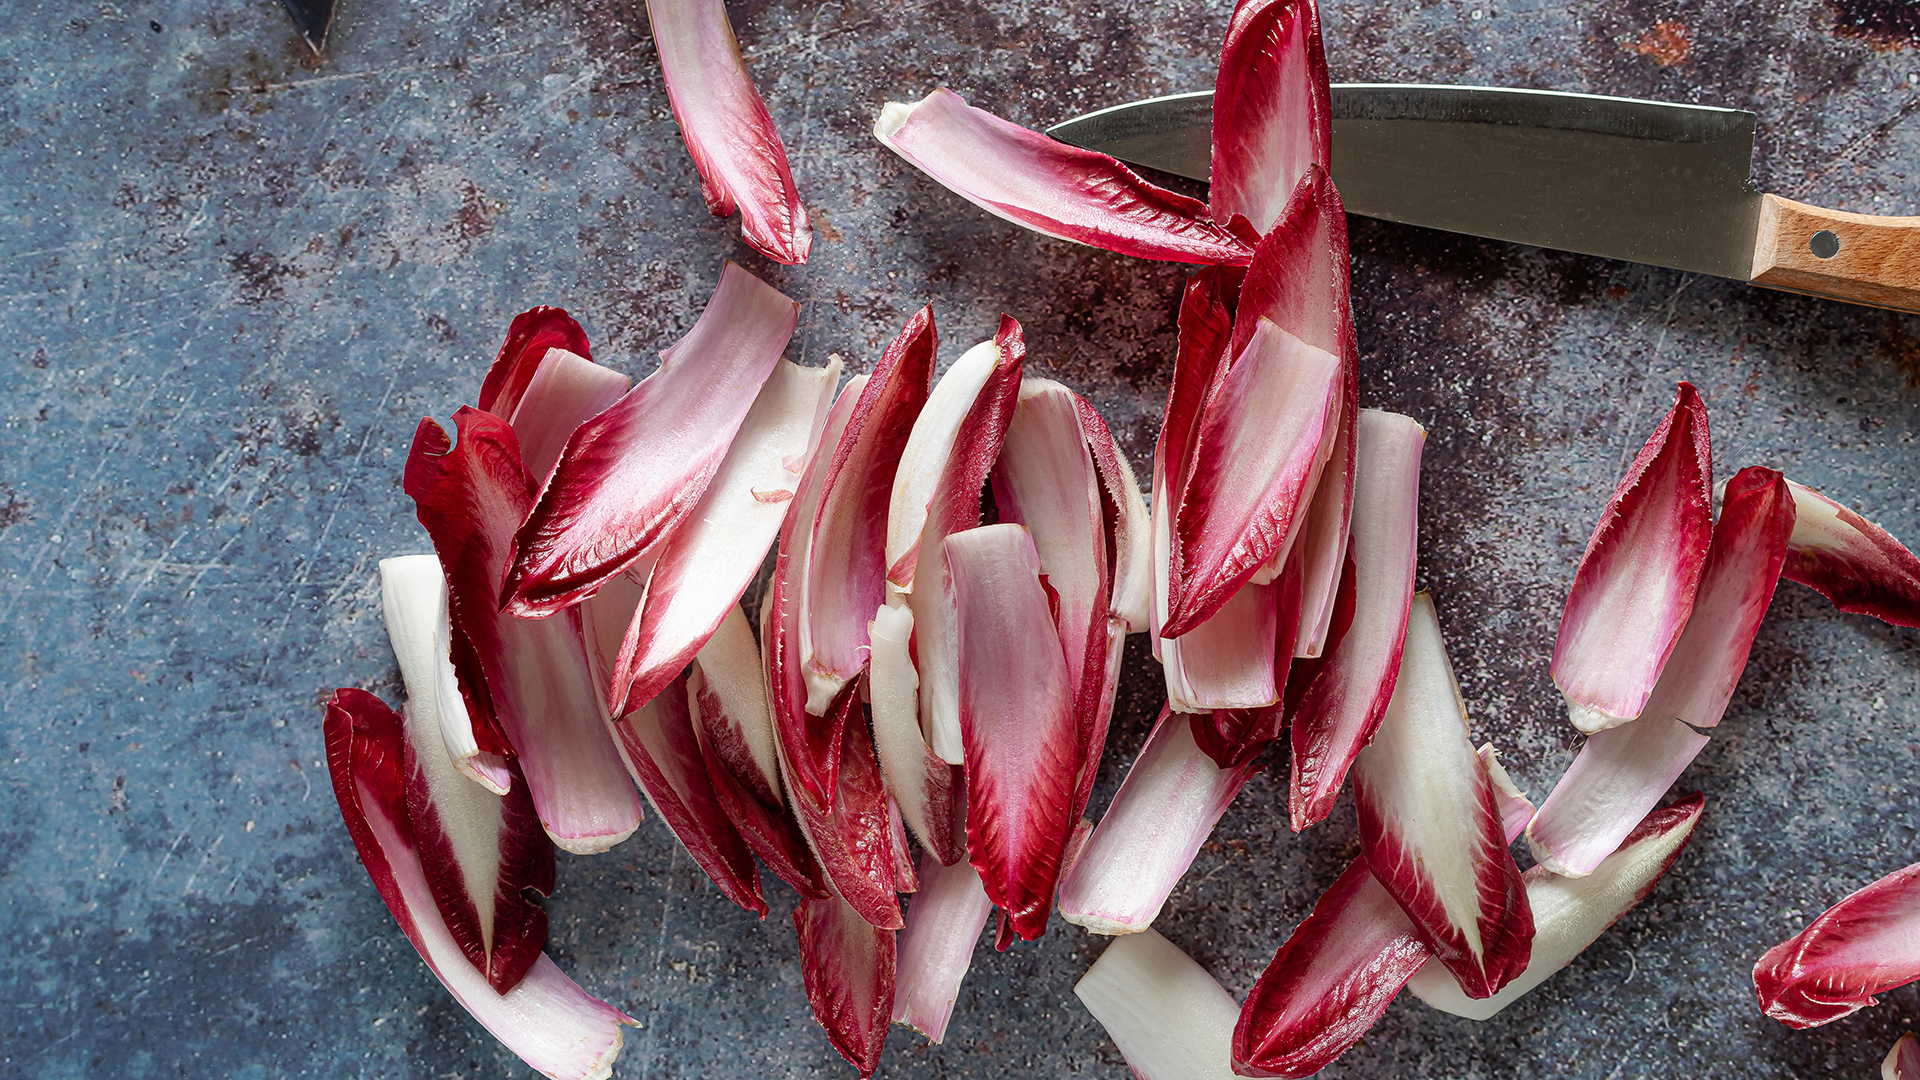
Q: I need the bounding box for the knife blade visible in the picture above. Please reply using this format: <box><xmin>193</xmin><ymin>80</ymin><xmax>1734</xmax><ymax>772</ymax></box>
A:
<box><xmin>279</xmin><ymin>0</ymin><xmax>335</xmax><ymax>56</ymax></box>
<box><xmin>1048</xmin><ymin>85</ymin><xmax>1920</xmax><ymax>314</ymax></box>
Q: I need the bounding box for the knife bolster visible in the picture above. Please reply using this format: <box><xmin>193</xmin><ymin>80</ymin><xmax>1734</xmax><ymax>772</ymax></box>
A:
<box><xmin>1750</xmin><ymin>193</ymin><xmax>1920</xmax><ymax>314</ymax></box>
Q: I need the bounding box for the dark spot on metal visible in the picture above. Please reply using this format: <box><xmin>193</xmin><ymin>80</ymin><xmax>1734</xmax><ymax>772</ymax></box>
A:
<box><xmin>149</xmin><ymin>20</ymin><xmax>161</xmax><ymax>33</ymax></box>
<box><xmin>0</xmin><ymin>485</ymin><xmax>30</xmax><ymax>529</ymax></box>
<box><xmin>450</xmin><ymin>181</ymin><xmax>499</xmax><ymax>242</ymax></box>
<box><xmin>227</xmin><ymin>249</ymin><xmax>300</xmax><ymax>305</ymax></box>
<box><xmin>1828</xmin><ymin>0</ymin><xmax>1920</xmax><ymax>50</ymax></box>
<box><xmin>1810</xmin><ymin>229</ymin><xmax>1841</xmax><ymax>258</ymax></box>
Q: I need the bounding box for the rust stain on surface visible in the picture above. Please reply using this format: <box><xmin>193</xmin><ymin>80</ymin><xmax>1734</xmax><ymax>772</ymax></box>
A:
<box><xmin>1882</xmin><ymin>311</ymin><xmax>1920</xmax><ymax>387</ymax></box>
<box><xmin>1627</xmin><ymin>20</ymin><xmax>1692</xmax><ymax>66</ymax></box>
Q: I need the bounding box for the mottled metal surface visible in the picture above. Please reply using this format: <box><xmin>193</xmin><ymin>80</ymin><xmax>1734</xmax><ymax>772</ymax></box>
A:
<box><xmin>3</xmin><ymin>0</ymin><xmax>1918</xmax><ymax>1077</ymax></box>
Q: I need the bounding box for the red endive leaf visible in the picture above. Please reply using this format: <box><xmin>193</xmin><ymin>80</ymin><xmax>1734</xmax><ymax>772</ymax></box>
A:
<box><xmin>1233</xmin><ymin>744</ymin><xmax>1532</xmax><ymax>1078</ymax></box>
<box><xmin>478</xmin><ymin>306</ymin><xmax>595</xmax><ymax>419</ymax></box>
<box><xmin>874</xmin><ymin>88</ymin><xmax>1256</xmax><ymax>266</ymax></box>
<box><xmin>687</xmin><ymin>614</ymin><xmax>826</xmax><ymax>898</ymax></box>
<box><xmin>380</xmin><ymin>555</ymin><xmax>553</xmax><ymax>994</ymax></box>
<box><xmin>610</xmin><ymin>671</ymin><xmax>768</xmax><ymax>918</ymax></box>
<box><xmin>700</xmin><ymin>745</ymin><xmax>828</xmax><ymax>900</ymax></box>
<box><xmin>323</xmin><ymin>690</ymin><xmax>635</xmax><ymax>1078</ymax></box>
<box><xmin>505</xmin><ymin>263</ymin><xmax>798</xmax><ymax>615</ymax></box>
<box><xmin>1191</xmin><ymin>566</ymin><xmax>1301</xmax><ymax>769</ymax></box>
<box><xmin>1081</xmin><ymin>394</ymin><xmax>1154</xmax><ymax>635</ymax></box>
<box><xmin>1210</xmin><ymin>0</ymin><xmax>1333</xmax><ymax>234</ymax></box>
<box><xmin>887</xmin><ymin>321</ymin><xmax>1025</xmax><ymax>592</ymax></box>
<box><xmin>1075</xmin><ymin>929</ymin><xmax>1241</xmax><ymax>1080</ymax></box>
<box><xmin>1641</xmin><ymin>466</ymin><xmax>1794</xmax><ymax>728</ymax></box>
<box><xmin>1234</xmin><ymin>860</ymin><xmax>1427</xmax><ymax>1078</ymax></box>
<box><xmin>1151</xmin><ymin>271</ymin><xmax>1233</xmax><ymax>669</ymax></box>
<box><xmin>800</xmin><ymin>308</ymin><xmax>936</xmax><ymax>714</ymax></box>
<box><xmin>1351</xmin><ymin>592</ymin><xmax>1532</xmax><ymax>999</ymax></box>
<box><xmin>786</xmin><ymin>678</ymin><xmax>905</xmax><ymax>929</ymax></box>
<box><xmin>894</xmin><ymin>319</ymin><xmax>1026</xmax><ymax>765</ymax></box>
<box><xmin>795</xmin><ymin>890</ymin><xmax>896</xmax><ymax>1078</ymax></box>
<box><xmin>1755</xmin><ymin>861</ymin><xmax>1920</xmax><ymax>1027</ymax></box>
<box><xmin>1288</xmin><ymin>408</ymin><xmax>1424</xmax><ymax>830</ymax></box>
<box><xmin>947</xmin><ymin>524</ymin><xmax>1081</xmax><ymax>942</ymax></box>
<box><xmin>1285</xmin><ymin>357</ymin><xmax>1357</xmax><ymax>658</ymax></box>
<box><xmin>1523</xmin><ymin>716</ymin><xmax>1707</xmax><ymax>879</ymax></box>
<box><xmin>407</xmin><ymin>557</ymin><xmax>514</xmax><ymax>793</ymax></box>
<box><xmin>405</xmin><ymin>409</ymin><xmax>642</xmax><ymax>854</ymax></box>
<box><xmin>609</xmin><ymin>357</ymin><xmax>840</xmax><ymax>716</ymax></box>
<box><xmin>1164</xmin><ymin>316</ymin><xmax>1343</xmax><ymax>638</ymax></box>
<box><xmin>768</xmin><ymin>375</ymin><xmax>865</xmax><ymax>813</ymax></box>
<box><xmin>504</xmin><ymin>347</ymin><xmax>631</xmax><ymax>486</ymax></box>
<box><xmin>1057</xmin><ymin>706</ymin><xmax>1260</xmax><ymax>935</ymax></box>
<box><xmin>991</xmin><ymin>379</ymin><xmax>1144</xmax><ymax>853</ymax></box>
<box><xmin>1161</xmin><ymin>577</ymin><xmax>1280</xmax><ymax>712</ymax></box>
<box><xmin>647</xmin><ymin>0</ymin><xmax>811</xmax><ymax>264</ymax></box>
<box><xmin>1552</xmin><ymin>383</ymin><xmax>1713</xmax><ymax>733</ymax></box>
<box><xmin>869</xmin><ymin>601</ymin><xmax>964</xmax><ymax>866</ymax></box>
<box><xmin>1528</xmin><ymin>469</ymin><xmax>1792</xmax><ymax>877</ymax></box>
<box><xmin>1230</xmin><ymin>168</ymin><xmax>1356</xmax><ymax>657</ymax></box>
<box><xmin>1229</xmin><ymin>168</ymin><xmax>1349</xmax><ymax>363</ymax></box>
<box><xmin>1886</xmin><ymin>1032</ymin><xmax>1920</xmax><ymax>1080</ymax></box>
<box><xmin>1409</xmin><ymin>793</ymin><xmax>1703</xmax><ymax>1020</ymax></box>
<box><xmin>893</xmin><ymin>832</ymin><xmax>994</xmax><ymax>1042</ymax></box>
<box><xmin>1782</xmin><ymin>478</ymin><xmax>1920</xmax><ymax>627</ymax></box>
<box><xmin>690</xmin><ymin>605</ymin><xmax>783</xmax><ymax>807</ymax></box>
<box><xmin>991</xmin><ymin>380</ymin><xmax>1112</xmax><ymax>742</ymax></box>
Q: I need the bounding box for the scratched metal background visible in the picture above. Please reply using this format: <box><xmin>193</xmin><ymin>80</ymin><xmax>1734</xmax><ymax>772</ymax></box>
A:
<box><xmin>4</xmin><ymin>0</ymin><xmax>1920</xmax><ymax>1076</ymax></box>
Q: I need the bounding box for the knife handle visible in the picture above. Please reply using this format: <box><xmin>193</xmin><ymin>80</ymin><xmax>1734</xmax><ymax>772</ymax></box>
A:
<box><xmin>1750</xmin><ymin>194</ymin><xmax>1920</xmax><ymax>315</ymax></box>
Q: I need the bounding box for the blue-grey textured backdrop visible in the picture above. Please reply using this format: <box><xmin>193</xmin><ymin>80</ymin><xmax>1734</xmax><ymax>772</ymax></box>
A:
<box><xmin>4</xmin><ymin>0</ymin><xmax>1919</xmax><ymax>1076</ymax></box>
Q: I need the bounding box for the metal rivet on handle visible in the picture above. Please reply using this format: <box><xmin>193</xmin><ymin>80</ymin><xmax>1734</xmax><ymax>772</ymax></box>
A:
<box><xmin>1809</xmin><ymin>230</ymin><xmax>1841</xmax><ymax>259</ymax></box>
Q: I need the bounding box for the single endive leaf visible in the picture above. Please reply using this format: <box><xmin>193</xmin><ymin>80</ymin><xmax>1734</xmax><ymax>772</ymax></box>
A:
<box><xmin>1075</xmin><ymin>929</ymin><xmax>1241</xmax><ymax>1080</ymax></box>
<box><xmin>1287</xmin><ymin>408</ymin><xmax>1424</xmax><ymax>830</ymax></box>
<box><xmin>1885</xmin><ymin>1032</ymin><xmax>1920</xmax><ymax>1080</ymax></box>
<box><xmin>1210</xmin><ymin>0</ymin><xmax>1333</xmax><ymax>234</ymax></box>
<box><xmin>1057</xmin><ymin>706</ymin><xmax>1260</xmax><ymax>935</ymax></box>
<box><xmin>800</xmin><ymin>307</ymin><xmax>936</xmax><ymax>714</ymax></box>
<box><xmin>1552</xmin><ymin>383</ymin><xmax>1713</xmax><ymax>733</ymax></box>
<box><xmin>946</xmin><ymin>524</ymin><xmax>1081</xmax><ymax>943</ymax></box>
<box><xmin>1351</xmin><ymin>592</ymin><xmax>1533</xmax><ymax>999</ymax></box>
<box><xmin>1755</xmin><ymin>860</ymin><xmax>1920</xmax><ymax>1028</ymax></box>
<box><xmin>795</xmin><ymin>889</ymin><xmax>896</xmax><ymax>1078</ymax></box>
<box><xmin>874</xmin><ymin>88</ymin><xmax>1256</xmax><ymax>266</ymax></box>
<box><xmin>324</xmin><ymin>690</ymin><xmax>634</xmax><ymax>1079</ymax></box>
<box><xmin>1781</xmin><ymin>477</ymin><xmax>1920</xmax><ymax>628</ymax></box>
<box><xmin>892</xmin><ymin>842</ymin><xmax>994</xmax><ymax>1043</ymax></box>
<box><xmin>647</xmin><ymin>0</ymin><xmax>811</xmax><ymax>264</ymax></box>
<box><xmin>477</xmin><ymin>306</ymin><xmax>595</xmax><ymax>420</ymax></box>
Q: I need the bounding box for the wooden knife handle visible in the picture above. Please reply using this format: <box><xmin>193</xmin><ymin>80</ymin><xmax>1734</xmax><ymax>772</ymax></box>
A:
<box><xmin>1750</xmin><ymin>194</ymin><xmax>1920</xmax><ymax>314</ymax></box>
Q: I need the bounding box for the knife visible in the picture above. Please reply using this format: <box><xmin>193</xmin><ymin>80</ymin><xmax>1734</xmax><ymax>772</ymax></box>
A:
<box><xmin>1047</xmin><ymin>86</ymin><xmax>1920</xmax><ymax>315</ymax></box>
<box><xmin>279</xmin><ymin>0</ymin><xmax>335</xmax><ymax>55</ymax></box>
